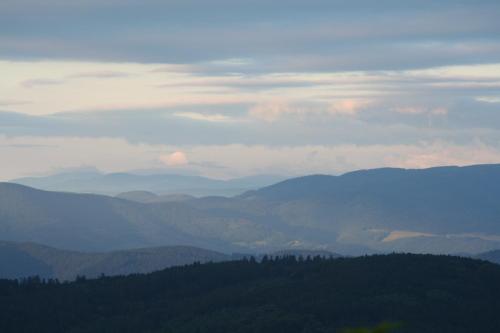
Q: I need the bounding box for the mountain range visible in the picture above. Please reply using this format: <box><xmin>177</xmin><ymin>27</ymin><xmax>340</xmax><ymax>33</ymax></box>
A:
<box><xmin>115</xmin><ymin>191</ymin><xmax>195</xmax><ymax>203</ymax></box>
<box><xmin>0</xmin><ymin>240</ymin><xmax>344</xmax><ymax>280</ymax></box>
<box><xmin>3</xmin><ymin>164</ymin><xmax>500</xmax><ymax>255</ymax></box>
<box><xmin>1</xmin><ymin>237</ymin><xmax>498</xmax><ymax>282</ymax></box>
<box><xmin>0</xmin><ymin>241</ymin><xmax>230</xmax><ymax>280</ymax></box>
<box><xmin>11</xmin><ymin>170</ymin><xmax>285</xmax><ymax>197</ymax></box>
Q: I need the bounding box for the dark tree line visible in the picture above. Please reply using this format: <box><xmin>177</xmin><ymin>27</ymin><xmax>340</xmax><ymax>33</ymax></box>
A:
<box><xmin>0</xmin><ymin>254</ymin><xmax>500</xmax><ymax>333</ymax></box>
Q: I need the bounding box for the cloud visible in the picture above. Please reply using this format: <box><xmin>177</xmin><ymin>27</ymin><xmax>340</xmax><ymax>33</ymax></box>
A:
<box><xmin>2</xmin><ymin>135</ymin><xmax>500</xmax><ymax>180</ymax></box>
<box><xmin>0</xmin><ymin>135</ymin><xmax>168</xmax><ymax>180</ymax></box>
<box><xmin>0</xmin><ymin>99</ymin><xmax>31</xmax><ymax>106</ymax></box>
<box><xmin>67</xmin><ymin>71</ymin><xmax>131</xmax><ymax>79</ymax></box>
<box><xmin>3</xmin><ymin>59</ymin><xmax>499</xmax><ymax>118</ymax></box>
<box><xmin>1</xmin><ymin>2</ymin><xmax>500</xmax><ymax>180</ymax></box>
<box><xmin>1</xmin><ymin>1</ymin><xmax>500</xmax><ymax>72</ymax></box>
<box><xmin>385</xmin><ymin>140</ymin><xmax>500</xmax><ymax>169</ymax></box>
<box><xmin>0</xmin><ymin>143</ymin><xmax>56</xmax><ymax>148</ymax></box>
<box><xmin>249</xmin><ymin>101</ymin><xmax>294</xmax><ymax>122</ymax></box>
<box><xmin>2</xmin><ymin>96</ymin><xmax>500</xmax><ymax>149</ymax></box>
<box><xmin>19</xmin><ymin>71</ymin><xmax>131</xmax><ymax>90</ymax></box>
<box><xmin>21</xmin><ymin>78</ymin><xmax>65</xmax><ymax>88</ymax></box>
<box><xmin>172</xmin><ymin>112</ymin><xmax>235</xmax><ymax>123</ymax></box>
<box><xmin>328</xmin><ymin>99</ymin><xmax>371</xmax><ymax>116</ymax></box>
<box><xmin>174</xmin><ymin>141</ymin><xmax>500</xmax><ymax>179</ymax></box>
<box><xmin>392</xmin><ymin>106</ymin><xmax>448</xmax><ymax>116</ymax></box>
<box><xmin>159</xmin><ymin>151</ymin><xmax>189</xmax><ymax>167</ymax></box>
<box><xmin>249</xmin><ymin>99</ymin><xmax>370</xmax><ymax>122</ymax></box>
<box><xmin>476</xmin><ymin>96</ymin><xmax>500</xmax><ymax>103</ymax></box>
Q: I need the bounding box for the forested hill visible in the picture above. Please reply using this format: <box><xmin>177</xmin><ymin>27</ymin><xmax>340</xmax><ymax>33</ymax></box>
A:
<box><xmin>1</xmin><ymin>254</ymin><xmax>500</xmax><ymax>333</ymax></box>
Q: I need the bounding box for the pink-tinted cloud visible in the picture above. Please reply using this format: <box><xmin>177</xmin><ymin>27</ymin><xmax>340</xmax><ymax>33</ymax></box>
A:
<box><xmin>159</xmin><ymin>151</ymin><xmax>189</xmax><ymax>167</ymax></box>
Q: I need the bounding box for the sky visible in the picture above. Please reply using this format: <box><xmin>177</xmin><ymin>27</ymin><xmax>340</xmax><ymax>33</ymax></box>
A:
<box><xmin>1</xmin><ymin>0</ymin><xmax>500</xmax><ymax>180</ymax></box>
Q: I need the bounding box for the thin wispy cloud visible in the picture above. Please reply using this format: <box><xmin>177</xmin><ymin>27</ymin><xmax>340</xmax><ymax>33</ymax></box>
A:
<box><xmin>21</xmin><ymin>78</ymin><xmax>65</xmax><ymax>88</ymax></box>
<box><xmin>172</xmin><ymin>112</ymin><xmax>237</xmax><ymax>123</ymax></box>
<box><xmin>0</xmin><ymin>99</ymin><xmax>31</xmax><ymax>106</ymax></box>
<box><xmin>67</xmin><ymin>71</ymin><xmax>132</xmax><ymax>79</ymax></box>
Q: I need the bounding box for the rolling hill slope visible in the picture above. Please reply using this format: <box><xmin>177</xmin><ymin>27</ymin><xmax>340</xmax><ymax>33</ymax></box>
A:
<box><xmin>238</xmin><ymin>164</ymin><xmax>500</xmax><ymax>253</ymax></box>
<box><xmin>0</xmin><ymin>182</ymin><xmax>238</xmax><ymax>252</ymax></box>
<box><xmin>0</xmin><ymin>241</ymin><xmax>230</xmax><ymax>280</ymax></box>
<box><xmin>475</xmin><ymin>249</ymin><xmax>500</xmax><ymax>265</ymax></box>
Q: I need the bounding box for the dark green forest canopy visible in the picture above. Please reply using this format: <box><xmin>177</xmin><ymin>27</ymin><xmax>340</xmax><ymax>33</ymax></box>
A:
<box><xmin>1</xmin><ymin>254</ymin><xmax>500</xmax><ymax>333</ymax></box>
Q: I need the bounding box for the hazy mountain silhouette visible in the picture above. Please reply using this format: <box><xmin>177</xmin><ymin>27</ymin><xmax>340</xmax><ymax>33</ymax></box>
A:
<box><xmin>268</xmin><ymin>249</ymin><xmax>340</xmax><ymax>258</ymax></box>
<box><xmin>0</xmin><ymin>240</ymin><xmax>347</xmax><ymax>280</ymax></box>
<box><xmin>116</xmin><ymin>191</ymin><xmax>195</xmax><ymax>203</ymax></box>
<box><xmin>476</xmin><ymin>249</ymin><xmax>500</xmax><ymax>264</ymax></box>
<box><xmin>0</xmin><ymin>240</ymin><xmax>230</xmax><ymax>280</ymax></box>
<box><xmin>4</xmin><ymin>164</ymin><xmax>500</xmax><ymax>255</ymax></box>
<box><xmin>0</xmin><ymin>182</ymin><xmax>238</xmax><ymax>252</ymax></box>
<box><xmin>11</xmin><ymin>171</ymin><xmax>285</xmax><ymax>196</ymax></box>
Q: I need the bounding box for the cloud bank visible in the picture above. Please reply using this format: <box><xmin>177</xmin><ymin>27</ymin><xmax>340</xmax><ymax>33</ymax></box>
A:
<box><xmin>1</xmin><ymin>1</ymin><xmax>500</xmax><ymax>179</ymax></box>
